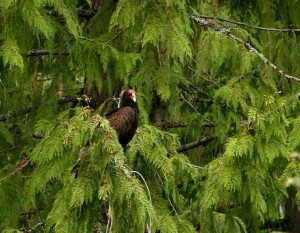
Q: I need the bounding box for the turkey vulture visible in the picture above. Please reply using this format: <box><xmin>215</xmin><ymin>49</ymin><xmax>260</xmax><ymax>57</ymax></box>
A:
<box><xmin>71</xmin><ymin>89</ymin><xmax>138</xmax><ymax>177</ymax></box>
<box><xmin>106</xmin><ymin>89</ymin><xmax>139</xmax><ymax>147</ymax></box>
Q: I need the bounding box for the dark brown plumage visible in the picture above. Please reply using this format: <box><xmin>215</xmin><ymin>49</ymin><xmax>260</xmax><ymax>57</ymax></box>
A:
<box><xmin>106</xmin><ymin>89</ymin><xmax>139</xmax><ymax>147</ymax></box>
<box><xmin>71</xmin><ymin>89</ymin><xmax>138</xmax><ymax>178</ymax></box>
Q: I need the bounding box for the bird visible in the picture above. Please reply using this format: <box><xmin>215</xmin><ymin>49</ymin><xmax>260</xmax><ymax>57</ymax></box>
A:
<box><xmin>106</xmin><ymin>89</ymin><xmax>139</xmax><ymax>147</ymax></box>
<box><xmin>71</xmin><ymin>89</ymin><xmax>139</xmax><ymax>177</ymax></box>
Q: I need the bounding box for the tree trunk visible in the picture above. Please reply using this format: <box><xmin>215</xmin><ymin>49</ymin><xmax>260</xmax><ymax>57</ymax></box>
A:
<box><xmin>285</xmin><ymin>187</ymin><xmax>300</xmax><ymax>233</ymax></box>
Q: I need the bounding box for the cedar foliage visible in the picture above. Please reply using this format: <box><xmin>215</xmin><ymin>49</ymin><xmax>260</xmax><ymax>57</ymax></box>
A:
<box><xmin>1</xmin><ymin>0</ymin><xmax>300</xmax><ymax>232</ymax></box>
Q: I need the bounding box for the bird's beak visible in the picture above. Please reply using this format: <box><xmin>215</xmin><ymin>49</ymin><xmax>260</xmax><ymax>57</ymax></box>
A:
<box><xmin>131</xmin><ymin>94</ymin><xmax>136</xmax><ymax>102</ymax></box>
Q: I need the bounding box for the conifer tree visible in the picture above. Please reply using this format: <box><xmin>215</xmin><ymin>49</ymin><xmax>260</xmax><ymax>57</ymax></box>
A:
<box><xmin>1</xmin><ymin>0</ymin><xmax>300</xmax><ymax>232</ymax></box>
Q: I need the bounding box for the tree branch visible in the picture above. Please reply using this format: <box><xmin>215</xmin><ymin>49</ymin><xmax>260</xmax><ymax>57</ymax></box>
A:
<box><xmin>164</xmin><ymin>121</ymin><xmax>215</xmax><ymax>129</ymax></box>
<box><xmin>20</xmin><ymin>211</ymin><xmax>37</xmax><ymax>216</ymax></box>
<box><xmin>0</xmin><ymin>106</ymin><xmax>32</xmax><ymax>122</ymax></box>
<box><xmin>57</xmin><ymin>95</ymin><xmax>86</xmax><ymax>104</ymax></box>
<box><xmin>156</xmin><ymin>172</ymin><xmax>179</xmax><ymax>215</ymax></box>
<box><xmin>176</xmin><ymin>135</ymin><xmax>216</xmax><ymax>153</ymax></box>
<box><xmin>25</xmin><ymin>49</ymin><xmax>69</xmax><ymax>56</ymax></box>
<box><xmin>46</xmin><ymin>8</ymin><xmax>96</xmax><ymax>18</ymax></box>
<box><xmin>189</xmin><ymin>82</ymin><xmax>209</xmax><ymax>97</ymax></box>
<box><xmin>25</xmin><ymin>30</ymin><xmax>120</xmax><ymax>56</ymax></box>
<box><xmin>196</xmin><ymin>14</ymin><xmax>300</xmax><ymax>32</ymax></box>
<box><xmin>20</xmin><ymin>220</ymin><xmax>45</xmax><ymax>233</ymax></box>
<box><xmin>191</xmin><ymin>15</ymin><xmax>300</xmax><ymax>82</ymax></box>
<box><xmin>164</xmin><ymin>122</ymin><xmax>188</xmax><ymax>128</ymax></box>
<box><xmin>0</xmin><ymin>158</ymin><xmax>31</xmax><ymax>182</ymax></box>
<box><xmin>0</xmin><ymin>95</ymin><xmax>88</xmax><ymax>122</ymax></box>
<box><xmin>32</xmin><ymin>133</ymin><xmax>44</xmax><ymax>139</ymax></box>
<box><xmin>0</xmin><ymin>146</ymin><xmax>22</xmax><ymax>154</ymax></box>
<box><xmin>179</xmin><ymin>82</ymin><xmax>209</xmax><ymax>97</ymax></box>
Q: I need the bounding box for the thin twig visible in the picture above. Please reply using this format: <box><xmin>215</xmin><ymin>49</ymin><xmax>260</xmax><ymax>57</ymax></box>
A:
<box><xmin>124</xmin><ymin>164</ymin><xmax>152</xmax><ymax>232</ymax></box>
<box><xmin>0</xmin><ymin>146</ymin><xmax>22</xmax><ymax>153</ymax></box>
<box><xmin>187</xmin><ymin>63</ymin><xmax>222</xmax><ymax>87</ymax></box>
<box><xmin>106</xmin><ymin>201</ymin><xmax>113</xmax><ymax>233</ymax></box>
<box><xmin>130</xmin><ymin>170</ymin><xmax>152</xmax><ymax>204</ymax></box>
<box><xmin>0</xmin><ymin>158</ymin><xmax>32</xmax><ymax>182</ymax></box>
<box><xmin>156</xmin><ymin>172</ymin><xmax>179</xmax><ymax>216</ymax></box>
<box><xmin>25</xmin><ymin>31</ymin><xmax>120</xmax><ymax>57</ymax></box>
<box><xmin>191</xmin><ymin>16</ymin><xmax>300</xmax><ymax>82</ymax></box>
<box><xmin>192</xmin><ymin>164</ymin><xmax>204</xmax><ymax>170</ymax></box>
<box><xmin>130</xmin><ymin>170</ymin><xmax>152</xmax><ymax>233</ymax></box>
<box><xmin>0</xmin><ymin>94</ymin><xmax>89</xmax><ymax>123</ymax></box>
<box><xmin>179</xmin><ymin>93</ymin><xmax>202</xmax><ymax>117</ymax></box>
<box><xmin>70</xmin><ymin>31</ymin><xmax>121</xmax><ymax>45</ymax></box>
<box><xmin>189</xmin><ymin>82</ymin><xmax>209</xmax><ymax>97</ymax></box>
<box><xmin>32</xmin><ymin>202</ymin><xmax>46</xmax><ymax>233</ymax></box>
<box><xmin>20</xmin><ymin>220</ymin><xmax>46</xmax><ymax>233</ymax></box>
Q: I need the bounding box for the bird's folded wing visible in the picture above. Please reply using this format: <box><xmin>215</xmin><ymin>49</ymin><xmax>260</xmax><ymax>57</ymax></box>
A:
<box><xmin>106</xmin><ymin>106</ymin><xmax>135</xmax><ymax>138</ymax></box>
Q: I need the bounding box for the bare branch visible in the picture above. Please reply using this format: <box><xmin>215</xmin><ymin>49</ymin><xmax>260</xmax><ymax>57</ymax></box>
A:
<box><xmin>70</xmin><ymin>30</ymin><xmax>122</xmax><ymax>45</ymax></box>
<box><xmin>176</xmin><ymin>135</ymin><xmax>216</xmax><ymax>153</ymax></box>
<box><xmin>76</xmin><ymin>8</ymin><xmax>96</xmax><ymax>18</ymax></box>
<box><xmin>25</xmin><ymin>49</ymin><xmax>69</xmax><ymax>56</ymax></box>
<box><xmin>20</xmin><ymin>211</ymin><xmax>37</xmax><ymax>216</ymax></box>
<box><xmin>189</xmin><ymin>82</ymin><xmax>209</xmax><ymax>97</ymax></box>
<box><xmin>129</xmin><ymin>169</ymin><xmax>152</xmax><ymax>233</ymax></box>
<box><xmin>0</xmin><ymin>158</ymin><xmax>31</xmax><ymax>182</ymax></box>
<box><xmin>25</xmin><ymin>31</ymin><xmax>120</xmax><ymax>56</ymax></box>
<box><xmin>57</xmin><ymin>95</ymin><xmax>85</xmax><ymax>104</ymax></box>
<box><xmin>20</xmin><ymin>220</ymin><xmax>45</xmax><ymax>233</ymax></box>
<box><xmin>164</xmin><ymin>121</ymin><xmax>215</xmax><ymax>129</ymax></box>
<box><xmin>191</xmin><ymin>16</ymin><xmax>300</xmax><ymax>82</ymax></box>
<box><xmin>46</xmin><ymin>8</ymin><xmax>96</xmax><ymax>18</ymax></box>
<box><xmin>174</xmin><ymin>120</ymin><xmax>250</xmax><ymax>154</ymax></box>
<box><xmin>179</xmin><ymin>81</ymin><xmax>210</xmax><ymax>97</ymax></box>
<box><xmin>156</xmin><ymin>172</ymin><xmax>179</xmax><ymax>215</ymax></box>
<box><xmin>164</xmin><ymin>122</ymin><xmax>188</xmax><ymax>128</ymax></box>
<box><xmin>32</xmin><ymin>133</ymin><xmax>44</xmax><ymax>139</ymax></box>
<box><xmin>0</xmin><ymin>146</ymin><xmax>22</xmax><ymax>154</ymax></box>
<box><xmin>200</xmin><ymin>98</ymin><xmax>214</xmax><ymax>103</ymax></box>
<box><xmin>197</xmin><ymin>14</ymin><xmax>300</xmax><ymax>32</ymax></box>
<box><xmin>0</xmin><ymin>95</ymin><xmax>88</xmax><ymax>123</ymax></box>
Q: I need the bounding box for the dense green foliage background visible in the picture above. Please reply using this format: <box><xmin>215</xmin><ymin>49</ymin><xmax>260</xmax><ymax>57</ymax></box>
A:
<box><xmin>1</xmin><ymin>0</ymin><xmax>300</xmax><ymax>232</ymax></box>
